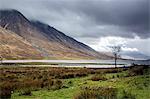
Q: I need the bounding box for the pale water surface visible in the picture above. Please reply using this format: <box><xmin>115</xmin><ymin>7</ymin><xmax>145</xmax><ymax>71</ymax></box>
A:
<box><xmin>1</xmin><ymin>60</ymin><xmax>149</xmax><ymax>68</ymax></box>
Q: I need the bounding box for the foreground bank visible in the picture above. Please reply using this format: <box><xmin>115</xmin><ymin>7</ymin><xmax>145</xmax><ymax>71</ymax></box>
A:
<box><xmin>0</xmin><ymin>65</ymin><xmax>150</xmax><ymax>99</ymax></box>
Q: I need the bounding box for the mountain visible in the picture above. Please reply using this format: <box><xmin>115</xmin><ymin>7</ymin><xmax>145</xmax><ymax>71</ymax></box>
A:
<box><xmin>100</xmin><ymin>51</ymin><xmax>150</xmax><ymax>60</ymax></box>
<box><xmin>121</xmin><ymin>51</ymin><xmax>150</xmax><ymax>60</ymax></box>
<box><xmin>0</xmin><ymin>9</ymin><xmax>111</xmax><ymax>59</ymax></box>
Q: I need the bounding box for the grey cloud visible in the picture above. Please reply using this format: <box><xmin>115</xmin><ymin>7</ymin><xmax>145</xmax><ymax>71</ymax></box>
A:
<box><xmin>0</xmin><ymin>0</ymin><xmax>149</xmax><ymax>39</ymax></box>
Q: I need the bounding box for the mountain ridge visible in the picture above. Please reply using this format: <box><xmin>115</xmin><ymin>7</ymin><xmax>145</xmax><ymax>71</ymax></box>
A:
<box><xmin>0</xmin><ymin>9</ymin><xmax>111</xmax><ymax>59</ymax></box>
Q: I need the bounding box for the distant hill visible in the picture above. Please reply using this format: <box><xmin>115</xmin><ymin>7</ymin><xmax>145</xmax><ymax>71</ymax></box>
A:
<box><xmin>121</xmin><ymin>51</ymin><xmax>150</xmax><ymax>60</ymax></box>
<box><xmin>101</xmin><ymin>51</ymin><xmax>150</xmax><ymax>60</ymax></box>
<box><xmin>0</xmin><ymin>9</ymin><xmax>111</xmax><ymax>60</ymax></box>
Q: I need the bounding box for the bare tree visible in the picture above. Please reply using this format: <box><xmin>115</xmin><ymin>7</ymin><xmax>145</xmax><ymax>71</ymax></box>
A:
<box><xmin>110</xmin><ymin>46</ymin><xmax>121</xmax><ymax>68</ymax></box>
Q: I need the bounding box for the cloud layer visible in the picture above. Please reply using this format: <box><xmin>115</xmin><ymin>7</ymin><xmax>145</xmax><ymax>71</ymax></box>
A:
<box><xmin>86</xmin><ymin>36</ymin><xmax>150</xmax><ymax>55</ymax></box>
<box><xmin>0</xmin><ymin>0</ymin><xmax>149</xmax><ymax>38</ymax></box>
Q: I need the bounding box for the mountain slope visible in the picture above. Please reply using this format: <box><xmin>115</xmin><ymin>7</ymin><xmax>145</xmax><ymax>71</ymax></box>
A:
<box><xmin>0</xmin><ymin>27</ymin><xmax>43</xmax><ymax>59</ymax></box>
<box><xmin>0</xmin><ymin>9</ymin><xmax>111</xmax><ymax>59</ymax></box>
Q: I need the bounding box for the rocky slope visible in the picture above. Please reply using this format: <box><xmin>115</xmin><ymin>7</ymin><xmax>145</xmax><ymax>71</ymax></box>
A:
<box><xmin>0</xmin><ymin>27</ymin><xmax>42</xmax><ymax>59</ymax></box>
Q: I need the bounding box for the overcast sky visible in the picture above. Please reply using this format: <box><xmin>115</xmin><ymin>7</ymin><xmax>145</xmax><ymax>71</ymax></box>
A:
<box><xmin>0</xmin><ymin>0</ymin><xmax>150</xmax><ymax>56</ymax></box>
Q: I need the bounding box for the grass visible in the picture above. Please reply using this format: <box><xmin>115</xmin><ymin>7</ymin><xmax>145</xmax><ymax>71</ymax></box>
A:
<box><xmin>11</xmin><ymin>74</ymin><xmax>150</xmax><ymax>99</ymax></box>
<box><xmin>0</xmin><ymin>65</ymin><xmax>149</xmax><ymax>99</ymax></box>
<box><xmin>11</xmin><ymin>77</ymin><xmax>85</xmax><ymax>99</ymax></box>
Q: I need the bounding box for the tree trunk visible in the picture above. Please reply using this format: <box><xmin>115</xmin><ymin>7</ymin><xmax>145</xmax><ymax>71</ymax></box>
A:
<box><xmin>115</xmin><ymin>57</ymin><xmax>117</xmax><ymax>68</ymax></box>
<box><xmin>0</xmin><ymin>56</ymin><xmax>3</xmax><ymax>65</ymax></box>
<box><xmin>115</xmin><ymin>54</ymin><xmax>117</xmax><ymax>68</ymax></box>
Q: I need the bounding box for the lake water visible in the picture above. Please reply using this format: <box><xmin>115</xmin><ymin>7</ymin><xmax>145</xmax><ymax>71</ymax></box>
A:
<box><xmin>1</xmin><ymin>60</ymin><xmax>149</xmax><ymax>68</ymax></box>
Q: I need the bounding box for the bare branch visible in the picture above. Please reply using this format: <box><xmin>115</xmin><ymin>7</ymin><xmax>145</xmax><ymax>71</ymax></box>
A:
<box><xmin>109</xmin><ymin>45</ymin><xmax>122</xmax><ymax>68</ymax></box>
